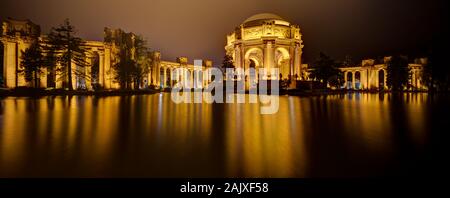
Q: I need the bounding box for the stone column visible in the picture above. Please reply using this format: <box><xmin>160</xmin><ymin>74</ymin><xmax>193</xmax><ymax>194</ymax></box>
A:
<box><xmin>384</xmin><ymin>71</ymin><xmax>387</xmax><ymax>90</ymax></box>
<box><xmin>263</xmin><ymin>40</ymin><xmax>275</xmax><ymax>79</ymax></box>
<box><xmin>154</xmin><ymin>64</ymin><xmax>160</xmax><ymax>87</ymax></box>
<box><xmin>190</xmin><ymin>69</ymin><xmax>194</xmax><ymax>88</ymax></box>
<box><xmin>86</xmin><ymin>56</ymin><xmax>92</xmax><ymax>90</ymax></box>
<box><xmin>344</xmin><ymin>72</ymin><xmax>348</xmax><ymax>89</ymax></box>
<box><xmin>104</xmin><ymin>47</ymin><xmax>111</xmax><ymax>89</ymax></box>
<box><xmin>2</xmin><ymin>41</ymin><xmax>9</xmax><ymax>87</ymax></box>
<box><xmin>99</xmin><ymin>52</ymin><xmax>104</xmax><ymax>87</ymax></box>
<box><xmin>184</xmin><ymin>68</ymin><xmax>190</xmax><ymax>88</ymax></box>
<box><xmin>163</xmin><ymin>67</ymin><xmax>167</xmax><ymax>88</ymax></box>
<box><xmin>234</xmin><ymin>44</ymin><xmax>243</xmax><ymax>70</ymax></box>
<box><xmin>352</xmin><ymin>72</ymin><xmax>356</xmax><ymax>90</ymax></box>
<box><xmin>293</xmin><ymin>44</ymin><xmax>301</xmax><ymax>78</ymax></box>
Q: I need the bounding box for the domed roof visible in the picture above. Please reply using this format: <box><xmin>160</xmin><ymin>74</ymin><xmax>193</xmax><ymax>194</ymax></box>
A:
<box><xmin>243</xmin><ymin>13</ymin><xmax>284</xmax><ymax>24</ymax></box>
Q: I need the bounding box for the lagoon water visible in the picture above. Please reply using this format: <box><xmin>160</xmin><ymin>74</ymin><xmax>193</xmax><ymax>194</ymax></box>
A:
<box><xmin>0</xmin><ymin>93</ymin><xmax>447</xmax><ymax>177</ymax></box>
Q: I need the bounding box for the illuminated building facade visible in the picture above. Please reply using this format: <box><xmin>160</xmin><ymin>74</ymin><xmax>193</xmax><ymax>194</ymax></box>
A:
<box><xmin>338</xmin><ymin>57</ymin><xmax>427</xmax><ymax>90</ymax></box>
<box><xmin>1</xmin><ymin>16</ymin><xmax>427</xmax><ymax>91</ymax></box>
<box><xmin>0</xmin><ymin>18</ymin><xmax>211</xmax><ymax>90</ymax></box>
<box><xmin>225</xmin><ymin>13</ymin><xmax>304</xmax><ymax>87</ymax></box>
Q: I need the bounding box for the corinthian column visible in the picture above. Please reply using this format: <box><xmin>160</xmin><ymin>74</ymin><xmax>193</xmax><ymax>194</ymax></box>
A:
<box><xmin>263</xmin><ymin>40</ymin><xmax>275</xmax><ymax>79</ymax></box>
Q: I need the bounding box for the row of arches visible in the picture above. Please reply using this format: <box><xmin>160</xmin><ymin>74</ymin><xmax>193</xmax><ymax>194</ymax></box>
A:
<box><xmin>244</xmin><ymin>47</ymin><xmax>291</xmax><ymax>80</ymax></box>
<box><xmin>159</xmin><ymin>67</ymin><xmax>206</xmax><ymax>89</ymax></box>
<box><xmin>74</xmin><ymin>52</ymin><xmax>100</xmax><ymax>89</ymax></box>
<box><xmin>344</xmin><ymin>69</ymin><xmax>385</xmax><ymax>90</ymax></box>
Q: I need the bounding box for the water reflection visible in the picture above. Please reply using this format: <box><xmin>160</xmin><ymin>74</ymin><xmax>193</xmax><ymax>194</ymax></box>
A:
<box><xmin>0</xmin><ymin>93</ymin><xmax>447</xmax><ymax>177</ymax></box>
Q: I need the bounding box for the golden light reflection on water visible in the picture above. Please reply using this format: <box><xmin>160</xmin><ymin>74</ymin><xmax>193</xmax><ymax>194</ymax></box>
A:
<box><xmin>224</xmin><ymin>95</ymin><xmax>306</xmax><ymax>177</ymax></box>
<box><xmin>0</xmin><ymin>93</ymin><xmax>435</xmax><ymax>177</ymax></box>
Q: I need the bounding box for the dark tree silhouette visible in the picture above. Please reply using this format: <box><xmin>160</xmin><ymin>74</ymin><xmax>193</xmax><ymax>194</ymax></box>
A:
<box><xmin>222</xmin><ymin>55</ymin><xmax>235</xmax><ymax>80</ymax></box>
<box><xmin>222</xmin><ymin>55</ymin><xmax>235</xmax><ymax>69</ymax></box>
<box><xmin>19</xmin><ymin>41</ymin><xmax>45</xmax><ymax>87</ymax></box>
<box><xmin>44</xmin><ymin>49</ymin><xmax>58</xmax><ymax>88</ymax></box>
<box><xmin>309</xmin><ymin>52</ymin><xmax>343</xmax><ymax>89</ymax></box>
<box><xmin>130</xmin><ymin>36</ymin><xmax>151</xmax><ymax>89</ymax></box>
<box><xmin>112</xmin><ymin>47</ymin><xmax>135</xmax><ymax>89</ymax></box>
<box><xmin>111</xmin><ymin>33</ymin><xmax>150</xmax><ymax>90</ymax></box>
<box><xmin>45</xmin><ymin>19</ymin><xmax>89</xmax><ymax>90</ymax></box>
<box><xmin>423</xmin><ymin>34</ymin><xmax>450</xmax><ymax>92</ymax></box>
<box><xmin>386</xmin><ymin>55</ymin><xmax>410</xmax><ymax>91</ymax></box>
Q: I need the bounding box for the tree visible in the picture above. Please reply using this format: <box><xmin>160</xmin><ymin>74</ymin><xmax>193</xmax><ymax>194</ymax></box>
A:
<box><xmin>112</xmin><ymin>47</ymin><xmax>134</xmax><ymax>89</ymax></box>
<box><xmin>423</xmin><ymin>33</ymin><xmax>450</xmax><ymax>92</ymax></box>
<box><xmin>44</xmin><ymin>49</ymin><xmax>58</xmax><ymax>88</ymax></box>
<box><xmin>19</xmin><ymin>41</ymin><xmax>45</xmax><ymax>88</ymax></box>
<box><xmin>386</xmin><ymin>55</ymin><xmax>410</xmax><ymax>91</ymax></box>
<box><xmin>222</xmin><ymin>55</ymin><xmax>235</xmax><ymax>80</ymax></box>
<box><xmin>130</xmin><ymin>36</ymin><xmax>151</xmax><ymax>89</ymax></box>
<box><xmin>309</xmin><ymin>52</ymin><xmax>343</xmax><ymax>89</ymax></box>
<box><xmin>45</xmin><ymin>19</ymin><xmax>89</xmax><ymax>91</ymax></box>
<box><xmin>222</xmin><ymin>55</ymin><xmax>235</xmax><ymax>69</ymax></box>
<box><xmin>328</xmin><ymin>72</ymin><xmax>345</xmax><ymax>89</ymax></box>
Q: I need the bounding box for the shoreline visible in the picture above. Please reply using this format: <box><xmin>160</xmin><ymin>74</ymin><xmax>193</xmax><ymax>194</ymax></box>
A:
<box><xmin>0</xmin><ymin>87</ymin><xmax>438</xmax><ymax>98</ymax></box>
<box><xmin>0</xmin><ymin>88</ymin><xmax>160</xmax><ymax>97</ymax></box>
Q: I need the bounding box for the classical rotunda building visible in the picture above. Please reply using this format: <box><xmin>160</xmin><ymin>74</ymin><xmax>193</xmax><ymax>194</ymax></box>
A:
<box><xmin>225</xmin><ymin>13</ymin><xmax>304</xmax><ymax>86</ymax></box>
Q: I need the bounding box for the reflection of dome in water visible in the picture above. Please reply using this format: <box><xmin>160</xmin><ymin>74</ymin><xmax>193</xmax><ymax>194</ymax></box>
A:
<box><xmin>243</xmin><ymin>13</ymin><xmax>284</xmax><ymax>23</ymax></box>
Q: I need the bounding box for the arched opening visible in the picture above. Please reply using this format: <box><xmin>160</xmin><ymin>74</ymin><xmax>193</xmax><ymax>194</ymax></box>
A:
<box><xmin>245</xmin><ymin>48</ymin><xmax>263</xmax><ymax>69</ymax></box>
<box><xmin>160</xmin><ymin>68</ymin><xmax>165</xmax><ymax>88</ymax></box>
<box><xmin>355</xmin><ymin>71</ymin><xmax>361</xmax><ymax>90</ymax></box>
<box><xmin>276</xmin><ymin>47</ymin><xmax>290</xmax><ymax>80</ymax></box>
<box><xmin>346</xmin><ymin>72</ymin><xmax>353</xmax><ymax>89</ymax></box>
<box><xmin>245</xmin><ymin>48</ymin><xmax>263</xmax><ymax>84</ymax></box>
<box><xmin>0</xmin><ymin>42</ymin><xmax>4</xmax><ymax>87</ymax></box>
<box><xmin>249</xmin><ymin>59</ymin><xmax>256</xmax><ymax>68</ymax></box>
<box><xmin>166</xmin><ymin>68</ymin><xmax>171</xmax><ymax>87</ymax></box>
<box><xmin>91</xmin><ymin>52</ymin><xmax>100</xmax><ymax>89</ymax></box>
<box><xmin>248</xmin><ymin>59</ymin><xmax>257</xmax><ymax>87</ymax></box>
<box><xmin>379</xmin><ymin>69</ymin><xmax>385</xmax><ymax>90</ymax></box>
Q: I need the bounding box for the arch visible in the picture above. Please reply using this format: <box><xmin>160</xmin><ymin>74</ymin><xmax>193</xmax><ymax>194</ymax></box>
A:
<box><xmin>355</xmin><ymin>71</ymin><xmax>361</xmax><ymax>90</ymax></box>
<box><xmin>275</xmin><ymin>47</ymin><xmax>291</xmax><ymax>80</ymax></box>
<box><xmin>91</xmin><ymin>52</ymin><xmax>100</xmax><ymax>84</ymax></box>
<box><xmin>378</xmin><ymin>69</ymin><xmax>385</xmax><ymax>90</ymax></box>
<box><xmin>166</xmin><ymin>68</ymin><xmax>172</xmax><ymax>87</ymax></box>
<box><xmin>249</xmin><ymin>59</ymin><xmax>256</xmax><ymax>68</ymax></box>
<box><xmin>249</xmin><ymin>58</ymin><xmax>260</xmax><ymax>68</ymax></box>
<box><xmin>0</xmin><ymin>42</ymin><xmax>4</xmax><ymax>87</ymax></box>
<box><xmin>244</xmin><ymin>47</ymin><xmax>263</xmax><ymax>61</ymax></box>
<box><xmin>275</xmin><ymin>47</ymin><xmax>290</xmax><ymax>60</ymax></box>
<box><xmin>346</xmin><ymin>72</ymin><xmax>353</xmax><ymax>89</ymax></box>
<box><xmin>160</xmin><ymin>67</ymin><xmax>165</xmax><ymax>88</ymax></box>
<box><xmin>244</xmin><ymin>47</ymin><xmax>263</xmax><ymax>82</ymax></box>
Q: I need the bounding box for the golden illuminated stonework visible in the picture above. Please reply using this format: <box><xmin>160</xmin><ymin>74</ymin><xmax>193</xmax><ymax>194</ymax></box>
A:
<box><xmin>225</xmin><ymin>13</ymin><xmax>304</xmax><ymax>84</ymax></box>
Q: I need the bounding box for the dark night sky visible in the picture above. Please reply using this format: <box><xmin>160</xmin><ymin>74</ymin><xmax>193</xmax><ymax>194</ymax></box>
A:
<box><xmin>0</xmin><ymin>0</ymin><xmax>447</xmax><ymax>65</ymax></box>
